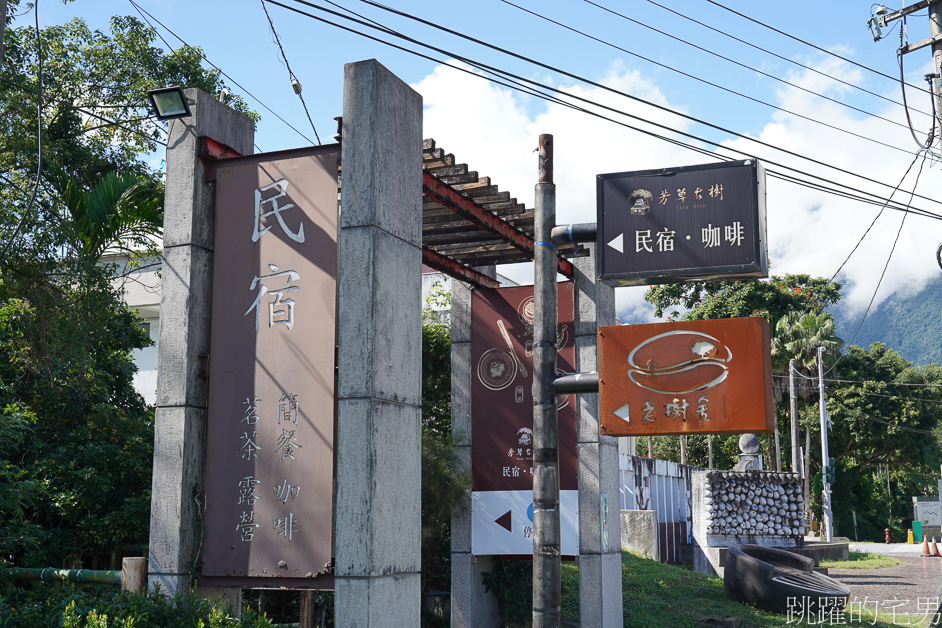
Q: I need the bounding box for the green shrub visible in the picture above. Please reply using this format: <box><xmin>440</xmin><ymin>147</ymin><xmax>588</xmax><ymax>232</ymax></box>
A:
<box><xmin>0</xmin><ymin>583</ymin><xmax>273</xmax><ymax>627</ymax></box>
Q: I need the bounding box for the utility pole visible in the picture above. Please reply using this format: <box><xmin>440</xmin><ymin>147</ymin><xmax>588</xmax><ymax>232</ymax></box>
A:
<box><xmin>818</xmin><ymin>346</ymin><xmax>834</xmax><ymax>542</ymax></box>
<box><xmin>790</xmin><ymin>359</ymin><xmax>799</xmax><ymax>473</ymax></box>
<box><xmin>930</xmin><ymin>0</ymin><xmax>942</xmax><ymax>133</ymax></box>
<box><xmin>532</xmin><ymin>134</ymin><xmax>560</xmax><ymax>628</ymax></box>
<box><xmin>870</xmin><ymin>0</ymin><xmax>942</xmax><ymax>147</ymax></box>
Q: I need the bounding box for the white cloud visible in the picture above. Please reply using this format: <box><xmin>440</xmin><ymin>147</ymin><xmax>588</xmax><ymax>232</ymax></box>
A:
<box><xmin>412</xmin><ymin>56</ymin><xmax>942</xmax><ymax>324</ymax></box>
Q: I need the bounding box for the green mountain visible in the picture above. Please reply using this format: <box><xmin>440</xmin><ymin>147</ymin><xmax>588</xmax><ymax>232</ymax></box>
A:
<box><xmin>833</xmin><ymin>275</ymin><xmax>942</xmax><ymax>366</ymax></box>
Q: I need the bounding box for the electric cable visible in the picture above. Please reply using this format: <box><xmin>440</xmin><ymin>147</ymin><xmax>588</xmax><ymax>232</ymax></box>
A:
<box><xmin>897</xmin><ymin>27</ymin><xmax>933</xmax><ymax>151</ymax></box>
<box><xmin>772</xmin><ymin>375</ymin><xmax>942</xmax><ymax>403</ymax></box>
<box><xmin>0</xmin><ymin>1</ymin><xmax>44</xmax><ymax>261</ymax></box>
<box><xmin>854</xmin><ymin>414</ymin><xmax>937</xmax><ymax>434</ymax></box>
<box><xmin>259</xmin><ymin>0</ymin><xmax>322</xmax><ymax>144</ymax></box>
<box><xmin>584</xmin><ymin>0</ymin><xmax>913</xmax><ymax>132</ymax></box>
<box><xmin>273</xmin><ymin>0</ymin><xmax>942</xmax><ymax>222</ymax></box>
<box><xmin>352</xmin><ymin>0</ymin><xmax>942</xmax><ymax>212</ymax></box>
<box><xmin>704</xmin><ymin>0</ymin><xmax>934</xmax><ymax>97</ymax></box>
<box><xmin>828</xmin><ymin>150</ymin><xmax>929</xmax><ymax>375</ymax></box>
<box><xmin>0</xmin><ymin>78</ymin><xmax>168</xmax><ymax>148</ymax></box>
<box><xmin>752</xmin><ymin>146</ymin><xmax>923</xmax><ymax>351</ymax></box>
<box><xmin>128</xmin><ymin>0</ymin><xmax>316</xmax><ymax>147</ymax></box>
<box><xmin>503</xmin><ymin>0</ymin><xmax>920</xmax><ymax>157</ymax></box>
<box><xmin>642</xmin><ymin>0</ymin><xmax>933</xmax><ymax>120</ymax></box>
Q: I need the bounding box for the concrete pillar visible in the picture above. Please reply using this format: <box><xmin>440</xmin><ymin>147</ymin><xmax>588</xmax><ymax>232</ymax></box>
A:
<box><xmin>573</xmin><ymin>245</ymin><xmax>623</xmax><ymax>626</ymax></box>
<box><xmin>148</xmin><ymin>89</ymin><xmax>254</xmax><ymax>596</ymax></box>
<box><xmin>334</xmin><ymin>59</ymin><xmax>423</xmax><ymax>627</ymax></box>
<box><xmin>450</xmin><ymin>270</ymin><xmax>500</xmax><ymax>628</ymax></box>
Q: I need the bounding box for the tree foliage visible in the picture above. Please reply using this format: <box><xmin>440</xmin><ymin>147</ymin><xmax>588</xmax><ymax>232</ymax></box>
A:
<box><xmin>0</xmin><ymin>9</ymin><xmax>254</xmax><ymax>568</ymax></box>
<box><xmin>643</xmin><ymin>272</ymin><xmax>942</xmax><ymax>542</ymax></box>
<box><xmin>644</xmin><ymin>274</ymin><xmax>842</xmax><ymax>325</ymax></box>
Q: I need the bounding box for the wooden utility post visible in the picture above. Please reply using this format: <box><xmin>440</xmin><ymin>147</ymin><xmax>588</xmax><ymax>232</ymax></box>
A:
<box><xmin>533</xmin><ymin>134</ymin><xmax>560</xmax><ymax>627</ymax></box>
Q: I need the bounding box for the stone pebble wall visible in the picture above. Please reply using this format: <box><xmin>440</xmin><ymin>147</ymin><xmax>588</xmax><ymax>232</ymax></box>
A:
<box><xmin>704</xmin><ymin>470</ymin><xmax>806</xmax><ymax>536</ymax></box>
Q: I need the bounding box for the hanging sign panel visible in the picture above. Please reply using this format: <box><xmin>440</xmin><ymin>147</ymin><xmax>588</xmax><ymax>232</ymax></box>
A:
<box><xmin>597</xmin><ymin>159</ymin><xmax>768</xmax><ymax>287</ymax></box>
<box><xmin>598</xmin><ymin>317</ymin><xmax>774</xmax><ymax>437</ymax></box>
<box><xmin>201</xmin><ymin>145</ymin><xmax>339</xmax><ymax>588</ymax></box>
<box><xmin>470</xmin><ymin>283</ymin><xmax>578</xmax><ymax>556</ymax></box>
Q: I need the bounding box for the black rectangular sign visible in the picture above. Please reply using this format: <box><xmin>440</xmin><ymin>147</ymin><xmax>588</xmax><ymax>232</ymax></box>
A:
<box><xmin>597</xmin><ymin>160</ymin><xmax>767</xmax><ymax>286</ymax></box>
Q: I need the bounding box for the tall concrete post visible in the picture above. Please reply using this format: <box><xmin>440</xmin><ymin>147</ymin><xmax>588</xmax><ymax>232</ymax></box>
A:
<box><xmin>573</xmin><ymin>245</ymin><xmax>623</xmax><ymax>626</ymax></box>
<box><xmin>451</xmin><ymin>270</ymin><xmax>499</xmax><ymax>628</ymax></box>
<box><xmin>148</xmin><ymin>89</ymin><xmax>254</xmax><ymax>596</ymax></box>
<box><xmin>335</xmin><ymin>59</ymin><xmax>423</xmax><ymax>626</ymax></box>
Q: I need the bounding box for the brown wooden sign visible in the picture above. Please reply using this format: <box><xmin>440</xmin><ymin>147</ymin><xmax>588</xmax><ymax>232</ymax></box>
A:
<box><xmin>598</xmin><ymin>317</ymin><xmax>773</xmax><ymax>437</ymax></box>
<box><xmin>201</xmin><ymin>145</ymin><xmax>339</xmax><ymax>587</ymax></box>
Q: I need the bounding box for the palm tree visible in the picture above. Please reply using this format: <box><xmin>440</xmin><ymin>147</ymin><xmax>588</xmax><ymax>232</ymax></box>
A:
<box><xmin>50</xmin><ymin>166</ymin><xmax>163</xmax><ymax>262</ymax></box>
<box><xmin>771</xmin><ymin>311</ymin><xmax>844</xmax><ymax>402</ymax></box>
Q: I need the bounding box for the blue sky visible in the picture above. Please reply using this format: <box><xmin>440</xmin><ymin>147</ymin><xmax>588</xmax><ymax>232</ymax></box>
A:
<box><xmin>17</xmin><ymin>0</ymin><xmax>942</xmax><ymax>323</ymax></box>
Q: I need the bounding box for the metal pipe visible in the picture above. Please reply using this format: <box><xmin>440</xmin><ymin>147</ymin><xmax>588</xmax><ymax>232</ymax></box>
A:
<box><xmin>818</xmin><ymin>346</ymin><xmax>833</xmax><ymax>542</ymax></box>
<box><xmin>532</xmin><ymin>133</ymin><xmax>560</xmax><ymax>628</ymax></box>
<box><xmin>552</xmin><ymin>372</ymin><xmax>599</xmax><ymax>394</ymax></box>
<box><xmin>789</xmin><ymin>359</ymin><xmax>799</xmax><ymax>474</ymax></box>
<box><xmin>549</xmin><ymin>223</ymin><xmax>597</xmax><ymax>246</ymax></box>
<box><xmin>6</xmin><ymin>567</ymin><xmax>121</xmax><ymax>586</ymax></box>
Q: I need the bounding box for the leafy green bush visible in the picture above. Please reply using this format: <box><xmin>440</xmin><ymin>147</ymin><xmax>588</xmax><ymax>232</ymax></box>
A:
<box><xmin>481</xmin><ymin>558</ymin><xmax>532</xmax><ymax>626</ymax></box>
<box><xmin>0</xmin><ymin>583</ymin><xmax>273</xmax><ymax>627</ymax></box>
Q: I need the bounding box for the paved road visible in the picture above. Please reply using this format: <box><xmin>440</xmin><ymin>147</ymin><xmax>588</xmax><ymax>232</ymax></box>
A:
<box><xmin>824</xmin><ymin>543</ymin><xmax>942</xmax><ymax>624</ymax></box>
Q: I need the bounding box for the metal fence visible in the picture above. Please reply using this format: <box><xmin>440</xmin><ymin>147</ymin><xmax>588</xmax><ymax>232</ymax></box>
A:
<box><xmin>619</xmin><ymin>452</ymin><xmax>697</xmax><ymax>564</ymax></box>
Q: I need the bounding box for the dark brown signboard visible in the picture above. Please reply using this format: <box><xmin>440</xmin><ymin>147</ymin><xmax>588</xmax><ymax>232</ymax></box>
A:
<box><xmin>201</xmin><ymin>145</ymin><xmax>339</xmax><ymax>587</ymax></box>
<box><xmin>471</xmin><ymin>283</ymin><xmax>576</xmax><ymax>491</ymax></box>
<box><xmin>597</xmin><ymin>159</ymin><xmax>768</xmax><ymax>286</ymax></box>
<box><xmin>598</xmin><ymin>317</ymin><xmax>773</xmax><ymax>437</ymax></box>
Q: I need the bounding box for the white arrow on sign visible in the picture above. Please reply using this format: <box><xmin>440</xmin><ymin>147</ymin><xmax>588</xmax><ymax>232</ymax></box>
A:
<box><xmin>607</xmin><ymin>233</ymin><xmax>624</xmax><ymax>254</ymax></box>
<box><xmin>613</xmin><ymin>402</ymin><xmax>630</xmax><ymax>423</ymax></box>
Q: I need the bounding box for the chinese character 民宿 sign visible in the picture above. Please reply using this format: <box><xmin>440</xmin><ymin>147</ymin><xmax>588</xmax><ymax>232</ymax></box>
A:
<box><xmin>469</xmin><ymin>284</ymin><xmax>579</xmax><ymax>556</ymax></box>
<box><xmin>597</xmin><ymin>159</ymin><xmax>767</xmax><ymax>286</ymax></box>
<box><xmin>202</xmin><ymin>146</ymin><xmax>338</xmax><ymax>585</ymax></box>
<box><xmin>597</xmin><ymin>317</ymin><xmax>773</xmax><ymax>437</ymax></box>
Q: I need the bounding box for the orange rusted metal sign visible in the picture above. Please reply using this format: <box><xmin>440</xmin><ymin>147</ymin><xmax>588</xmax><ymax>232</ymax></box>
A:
<box><xmin>598</xmin><ymin>317</ymin><xmax>773</xmax><ymax>437</ymax></box>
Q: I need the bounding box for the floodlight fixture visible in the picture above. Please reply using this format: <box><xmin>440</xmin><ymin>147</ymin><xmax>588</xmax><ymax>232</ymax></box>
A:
<box><xmin>146</xmin><ymin>86</ymin><xmax>191</xmax><ymax>120</ymax></box>
<box><xmin>875</xmin><ymin>4</ymin><xmax>889</xmax><ymax>15</ymax></box>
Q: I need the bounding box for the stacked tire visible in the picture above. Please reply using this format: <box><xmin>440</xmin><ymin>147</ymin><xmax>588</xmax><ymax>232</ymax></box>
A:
<box><xmin>724</xmin><ymin>544</ymin><xmax>850</xmax><ymax>615</ymax></box>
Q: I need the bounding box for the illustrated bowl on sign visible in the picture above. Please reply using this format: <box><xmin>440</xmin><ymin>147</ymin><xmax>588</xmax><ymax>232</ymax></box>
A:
<box><xmin>626</xmin><ymin>330</ymin><xmax>731</xmax><ymax>394</ymax></box>
<box><xmin>477</xmin><ymin>348</ymin><xmax>518</xmax><ymax>391</ymax></box>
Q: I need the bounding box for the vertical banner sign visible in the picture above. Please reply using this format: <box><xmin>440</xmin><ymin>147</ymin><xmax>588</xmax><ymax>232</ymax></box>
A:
<box><xmin>597</xmin><ymin>159</ymin><xmax>767</xmax><ymax>286</ymax></box>
<box><xmin>202</xmin><ymin>146</ymin><xmax>339</xmax><ymax>586</ymax></box>
<box><xmin>597</xmin><ymin>317</ymin><xmax>774</xmax><ymax>437</ymax></box>
<box><xmin>470</xmin><ymin>283</ymin><xmax>578</xmax><ymax>556</ymax></box>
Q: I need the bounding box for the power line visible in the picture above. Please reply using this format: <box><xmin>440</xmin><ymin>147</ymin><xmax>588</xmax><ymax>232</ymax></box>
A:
<box><xmin>259</xmin><ymin>0</ymin><xmax>321</xmax><ymax>144</ymax></box>
<box><xmin>0</xmin><ymin>78</ymin><xmax>168</xmax><ymax>148</ymax></box>
<box><xmin>836</xmin><ymin>150</ymin><xmax>928</xmax><ymax>370</ymax></box>
<box><xmin>502</xmin><ymin>0</ymin><xmax>920</xmax><ymax>157</ymax></box>
<box><xmin>584</xmin><ymin>0</ymin><xmax>914</xmax><ymax>133</ymax></box>
<box><xmin>772</xmin><ymin>375</ymin><xmax>942</xmax><ymax>403</ymax></box>
<box><xmin>128</xmin><ymin>0</ymin><xmax>316</xmax><ymax>146</ymax></box>
<box><xmin>274</xmin><ymin>0</ymin><xmax>942</xmax><ymax>223</ymax></box>
<box><xmin>353</xmin><ymin>0</ymin><xmax>942</xmax><ymax>212</ymax></box>
<box><xmin>704</xmin><ymin>0</ymin><xmax>934</xmax><ymax>97</ymax></box>
<box><xmin>819</xmin><ymin>377</ymin><xmax>942</xmax><ymax>389</ymax></box>
<box><xmin>641</xmin><ymin>0</ymin><xmax>934</xmax><ymax>121</ymax></box>
<box><xmin>855</xmin><ymin>414</ymin><xmax>938</xmax><ymax>434</ymax></box>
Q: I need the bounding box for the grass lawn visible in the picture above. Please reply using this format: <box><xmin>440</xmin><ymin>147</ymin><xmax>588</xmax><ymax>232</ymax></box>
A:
<box><xmin>559</xmin><ymin>551</ymin><xmax>923</xmax><ymax>627</ymax></box>
<box><xmin>820</xmin><ymin>551</ymin><xmax>904</xmax><ymax>569</ymax></box>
